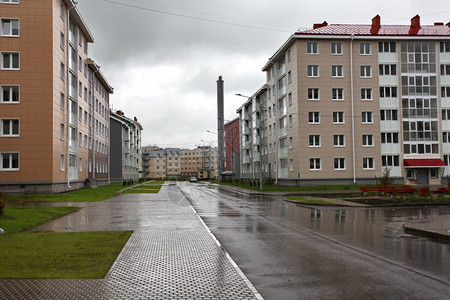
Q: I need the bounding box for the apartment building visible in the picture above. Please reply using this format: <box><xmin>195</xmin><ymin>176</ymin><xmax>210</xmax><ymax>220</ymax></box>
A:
<box><xmin>224</xmin><ymin>118</ymin><xmax>240</xmax><ymax>179</ymax></box>
<box><xmin>243</xmin><ymin>15</ymin><xmax>450</xmax><ymax>186</ymax></box>
<box><xmin>110</xmin><ymin>110</ymin><xmax>142</xmax><ymax>182</ymax></box>
<box><xmin>0</xmin><ymin>0</ymin><xmax>113</xmax><ymax>193</ymax></box>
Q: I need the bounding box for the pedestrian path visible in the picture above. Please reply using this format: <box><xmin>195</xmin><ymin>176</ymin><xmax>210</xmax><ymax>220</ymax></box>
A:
<box><xmin>0</xmin><ymin>185</ymin><xmax>262</xmax><ymax>300</ymax></box>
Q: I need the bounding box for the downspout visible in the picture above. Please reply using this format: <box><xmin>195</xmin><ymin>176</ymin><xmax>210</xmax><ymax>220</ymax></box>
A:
<box><xmin>350</xmin><ymin>34</ymin><xmax>356</xmax><ymax>184</ymax></box>
<box><xmin>92</xmin><ymin>69</ymin><xmax>100</xmax><ymax>184</ymax></box>
<box><xmin>274</xmin><ymin>65</ymin><xmax>279</xmax><ymax>184</ymax></box>
<box><xmin>66</xmin><ymin>2</ymin><xmax>77</xmax><ymax>189</ymax></box>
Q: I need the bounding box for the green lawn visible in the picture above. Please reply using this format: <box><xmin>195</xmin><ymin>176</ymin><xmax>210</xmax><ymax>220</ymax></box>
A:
<box><xmin>221</xmin><ymin>182</ymin><xmax>362</xmax><ymax>192</ymax></box>
<box><xmin>0</xmin><ymin>205</ymin><xmax>133</xmax><ymax>279</ymax></box>
<box><xmin>0</xmin><ymin>231</ymin><xmax>132</xmax><ymax>279</ymax></box>
<box><xmin>0</xmin><ymin>206</ymin><xmax>79</xmax><ymax>234</ymax></box>
<box><xmin>5</xmin><ymin>182</ymin><xmax>128</xmax><ymax>203</ymax></box>
<box><xmin>285</xmin><ymin>196</ymin><xmax>333</xmax><ymax>204</ymax></box>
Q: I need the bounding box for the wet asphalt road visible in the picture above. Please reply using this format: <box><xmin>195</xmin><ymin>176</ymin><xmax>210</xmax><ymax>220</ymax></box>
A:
<box><xmin>179</xmin><ymin>182</ymin><xmax>450</xmax><ymax>300</ymax></box>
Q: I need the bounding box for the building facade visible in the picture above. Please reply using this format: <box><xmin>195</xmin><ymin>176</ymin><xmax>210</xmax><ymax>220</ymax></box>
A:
<box><xmin>224</xmin><ymin>118</ymin><xmax>240</xmax><ymax>179</ymax></box>
<box><xmin>0</xmin><ymin>0</ymin><xmax>113</xmax><ymax>193</ymax></box>
<box><xmin>110</xmin><ymin>110</ymin><xmax>142</xmax><ymax>182</ymax></box>
<box><xmin>240</xmin><ymin>15</ymin><xmax>450</xmax><ymax>186</ymax></box>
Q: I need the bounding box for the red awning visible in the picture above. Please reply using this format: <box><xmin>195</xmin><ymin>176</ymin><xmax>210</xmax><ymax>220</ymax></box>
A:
<box><xmin>404</xmin><ymin>159</ymin><xmax>447</xmax><ymax>168</ymax></box>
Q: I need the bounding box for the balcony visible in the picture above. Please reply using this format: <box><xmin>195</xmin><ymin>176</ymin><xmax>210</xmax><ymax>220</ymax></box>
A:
<box><xmin>242</xmin><ymin>126</ymin><xmax>250</xmax><ymax>135</ymax></box>
<box><xmin>279</xmin><ymin>147</ymin><xmax>288</xmax><ymax>157</ymax></box>
<box><xmin>278</xmin><ymin>127</ymin><xmax>287</xmax><ymax>137</ymax></box>
<box><xmin>243</xmin><ymin>156</ymin><xmax>250</xmax><ymax>164</ymax></box>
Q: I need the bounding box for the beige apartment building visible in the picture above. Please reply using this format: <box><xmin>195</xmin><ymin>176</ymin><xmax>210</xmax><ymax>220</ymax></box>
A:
<box><xmin>0</xmin><ymin>0</ymin><xmax>113</xmax><ymax>193</ymax></box>
<box><xmin>246</xmin><ymin>15</ymin><xmax>450</xmax><ymax>186</ymax></box>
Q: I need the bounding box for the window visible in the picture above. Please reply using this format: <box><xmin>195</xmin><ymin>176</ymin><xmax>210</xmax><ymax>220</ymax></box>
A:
<box><xmin>308</xmin><ymin>88</ymin><xmax>319</xmax><ymax>100</ymax></box>
<box><xmin>84</xmin><ymin>134</ymin><xmax>88</xmax><ymax>148</ymax></box>
<box><xmin>309</xmin><ymin>135</ymin><xmax>320</xmax><ymax>147</ymax></box>
<box><xmin>443</xmin><ymin>109</ymin><xmax>450</xmax><ymax>120</ymax></box>
<box><xmin>289</xmin><ymin>136</ymin><xmax>293</xmax><ymax>149</ymax></box>
<box><xmin>60</xmin><ymin>123</ymin><xmax>65</xmax><ymax>140</ymax></box>
<box><xmin>431</xmin><ymin>168</ymin><xmax>438</xmax><ymax>179</ymax></box>
<box><xmin>1</xmin><ymin>153</ymin><xmax>19</xmax><ymax>170</ymax></box>
<box><xmin>360</xmin><ymin>66</ymin><xmax>372</xmax><ymax>77</ymax></box>
<box><xmin>1</xmin><ymin>119</ymin><xmax>19</xmax><ymax>136</ymax></box>
<box><xmin>79</xmin><ymin>132</ymin><xmax>82</xmax><ymax>146</ymax></box>
<box><xmin>332</xmin><ymin>65</ymin><xmax>343</xmax><ymax>77</ymax></box>
<box><xmin>60</xmin><ymin>2</ymin><xmax>65</xmax><ymax>20</ymax></box>
<box><xmin>361</xmin><ymin>88</ymin><xmax>372</xmax><ymax>100</ymax></box>
<box><xmin>331</xmin><ymin>43</ymin><xmax>342</xmax><ymax>54</ymax></box>
<box><xmin>441</xmin><ymin>65</ymin><xmax>450</xmax><ymax>76</ymax></box>
<box><xmin>1</xmin><ymin>86</ymin><xmax>19</xmax><ymax>103</ymax></box>
<box><xmin>378</xmin><ymin>41</ymin><xmax>396</xmax><ymax>53</ymax></box>
<box><xmin>363</xmin><ymin>157</ymin><xmax>374</xmax><ymax>170</ymax></box>
<box><xmin>381</xmin><ymin>132</ymin><xmax>399</xmax><ymax>143</ymax></box>
<box><xmin>382</xmin><ymin>155</ymin><xmax>400</xmax><ymax>167</ymax></box>
<box><xmin>1</xmin><ymin>19</ymin><xmax>19</xmax><ymax>36</ymax></box>
<box><xmin>288</xmin><ymin>92</ymin><xmax>292</xmax><ymax>105</ymax></box>
<box><xmin>288</xmin><ymin>114</ymin><xmax>292</xmax><ymax>127</ymax></box>
<box><xmin>60</xmin><ymin>92</ymin><xmax>65</xmax><ymax>110</ymax></box>
<box><xmin>379</xmin><ymin>87</ymin><xmax>397</xmax><ymax>98</ymax></box>
<box><xmin>334</xmin><ymin>158</ymin><xmax>346</xmax><ymax>170</ymax></box>
<box><xmin>287</xmin><ymin>71</ymin><xmax>292</xmax><ymax>83</ymax></box>
<box><xmin>60</xmin><ymin>62</ymin><xmax>65</xmax><ymax>79</ymax></box>
<box><xmin>289</xmin><ymin>159</ymin><xmax>294</xmax><ymax>171</ymax></box>
<box><xmin>60</xmin><ymin>32</ymin><xmax>65</xmax><ymax>50</ymax></box>
<box><xmin>361</xmin><ymin>111</ymin><xmax>373</xmax><ymax>124</ymax></box>
<box><xmin>442</xmin><ymin>87</ymin><xmax>450</xmax><ymax>97</ymax></box>
<box><xmin>307</xmin><ymin>42</ymin><xmax>318</xmax><ymax>54</ymax></box>
<box><xmin>442</xmin><ymin>132</ymin><xmax>450</xmax><ymax>143</ymax></box>
<box><xmin>287</xmin><ymin>49</ymin><xmax>291</xmax><ymax>61</ymax></box>
<box><xmin>380</xmin><ymin>109</ymin><xmax>398</xmax><ymax>121</ymax></box>
<box><xmin>1</xmin><ymin>0</ymin><xmax>20</xmax><ymax>3</ymax></box>
<box><xmin>333</xmin><ymin>112</ymin><xmax>344</xmax><ymax>124</ymax></box>
<box><xmin>360</xmin><ymin>43</ymin><xmax>371</xmax><ymax>55</ymax></box>
<box><xmin>1</xmin><ymin>52</ymin><xmax>19</xmax><ymax>69</ymax></box>
<box><xmin>333</xmin><ymin>134</ymin><xmax>345</xmax><ymax>146</ymax></box>
<box><xmin>440</xmin><ymin>42</ymin><xmax>450</xmax><ymax>53</ymax></box>
<box><xmin>308</xmin><ymin>112</ymin><xmax>320</xmax><ymax>124</ymax></box>
<box><xmin>307</xmin><ymin>65</ymin><xmax>319</xmax><ymax>77</ymax></box>
<box><xmin>332</xmin><ymin>88</ymin><xmax>344</xmax><ymax>100</ymax></box>
<box><xmin>78</xmin><ymin>56</ymin><xmax>82</xmax><ymax>72</ymax></box>
<box><xmin>60</xmin><ymin>154</ymin><xmax>65</xmax><ymax>171</ymax></box>
<box><xmin>379</xmin><ymin>64</ymin><xmax>396</xmax><ymax>75</ymax></box>
<box><xmin>309</xmin><ymin>158</ymin><xmax>321</xmax><ymax>170</ymax></box>
<box><xmin>362</xmin><ymin>134</ymin><xmax>374</xmax><ymax>146</ymax></box>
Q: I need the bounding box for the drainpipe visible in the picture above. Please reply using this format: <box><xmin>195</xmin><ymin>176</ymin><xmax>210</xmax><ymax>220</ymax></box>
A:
<box><xmin>66</xmin><ymin>1</ymin><xmax>77</xmax><ymax>189</ymax></box>
<box><xmin>350</xmin><ymin>34</ymin><xmax>356</xmax><ymax>184</ymax></box>
<box><xmin>92</xmin><ymin>68</ymin><xmax>100</xmax><ymax>184</ymax></box>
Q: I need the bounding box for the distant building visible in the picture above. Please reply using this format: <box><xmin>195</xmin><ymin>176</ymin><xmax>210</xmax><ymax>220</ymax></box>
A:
<box><xmin>224</xmin><ymin>118</ymin><xmax>240</xmax><ymax>179</ymax></box>
<box><xmin>110</xmin><ymin>111</ymin><xmax>142</xmax><ymax>182</ymax></box>
<box><xmin>0</xmin><ymin>0</ymin><xmax>113</xmax><ymax>193</ymax></box>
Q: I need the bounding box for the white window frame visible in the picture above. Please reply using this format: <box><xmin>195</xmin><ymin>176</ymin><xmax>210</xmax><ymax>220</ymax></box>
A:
<box><xmin>361</xmin><ymin>88</ymin><xmax>372</xmax><ymax>100</ymax></box>
<box><xmin>60</xmin><ymin>154</ymin><xmax>65</xmax><ymax>171</ymax></box>
<box><xmin>1</xmin><ymin>52</ymin><xmax>19</xmax><ymax>70</ymax></box>
<box><xmin>360</xmin><ymin>66</ymin><xmax>372</xmax><ymax>78</ymax></box>
<box><xmin>0</xmin><ymin>152</ymin><xmax>19</xmax><ymax>171</ymax></box>
<box><xmin>309</xmin><ymin>134</ymin><xmax>321</xmax><ymax>147</ymax></box>
<box><xmin>362</xmin><ymin>134</ymin><xmax>374</xmax><ymax>147</ymax></box>
<box><xmin>333</xmin><ymin>112</ymin><xmax>345</xmax><ymax>124</ymax></box>
<box><xmin>1</xmin><ymin>0</ymin><xmax>20</xmax><ymax>3</ymax></box>
<box><xmin>332</xmin><ymin>88</ymin><xmax>344</xmax><ymax>100</ymax></box>
<box><xmin>333</xmin><ymin>134</ymin><xmax>345</xmax><ymax>147</ymax></box>
<box><xmin>307</xmin><ymin>88</ymin><xmax>320</xmax><ymax>100</ymax></box>
<box><xmin>309</xmin><ymin>158</ymin><xmax>321</xmax><ymax>171</ymax></box>
<box><xmin>332</xmin><ymin>65</ymin><xmax>343</xmax><ymax>77</ymax></box>
<box><xmin>308</xmin><ymin>111</ymin><xmax>320</xmax><ymax>124</ymax></box>
<box><xmin>361</xmin><ymin>111</ymin><xmax>373</xmax><ymax>124</ymax></box>
<box><xmin>1</xmin><ymin>18</ymin><xmax>19</xmax><ymax>37</ymax></box>
<box><xmin>307</xmin><ymin>42</ymin><xmax>319</xmax><ymax>54</ymax></box>
<box><xmin>334</xmin><ymin>158</ymin><xmax>346</xmax><ymax>170</ymax></box>
<box><xmin>331</xmin><ymin>43</ymin><xmax>343</xmax><ymax>55</ymax></box>
<box><xmin>1</xmin><ymin>85</ymin><xmax>19</xmax><ymax>103</ymax></box>
<box><xmin>307</xmin><ymin>65</ymin><xmax>319</xmax><ymax>77</ymax></box>
<box><xmin>360</xmin><ymin>43</ymin><xmax>371</xmax><ymax>55</ymax></box>
<box><xmin>1</xmin><ymin>119</ymin><xmax>19</xmax><ymax>136</ymax></box>
<box><xmin>363</xmin><ymin>157</ymin><xmax>375</xmax><ymax>170</ymax></box>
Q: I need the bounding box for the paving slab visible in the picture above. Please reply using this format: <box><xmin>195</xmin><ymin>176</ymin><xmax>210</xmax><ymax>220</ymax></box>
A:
<box><xmin>0</xmin><ymin>185</ymin><xmax>262</xmax><ymax>300</ymax></box>
<box><xmin>404</xmin><ymin>214</ymin><xmax>450</xmax><ymax>242</ymax></box>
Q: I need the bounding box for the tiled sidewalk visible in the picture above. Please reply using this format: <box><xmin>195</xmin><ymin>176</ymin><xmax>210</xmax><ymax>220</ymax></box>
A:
<box><xmin>0</xmin><ymin>185</ymin><xmax>262</xmax><ymax>300</ymax></box>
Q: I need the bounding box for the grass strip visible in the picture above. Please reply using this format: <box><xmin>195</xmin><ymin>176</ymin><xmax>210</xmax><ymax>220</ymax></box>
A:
<box><xmin>286</xmin><ymin>196</ymin><xmax>333</xmax><ymax>204</ymax></box>
<box><xmin>5</xmin><ymin>182</ymin><xmax>129</xmax><ymax>203</ymax></box>
<box><xmin>123</xmin><ymin>189</ymin><xmax>160</xmax><ymax>194</ymax></box>
<box><xmin>0</xmin><ymin>206</ymin><xmax>79</xmax><ymax>234</ymax></box>
<box><xmin>0</xmin><ymin>231</ymin><xmax>132</xmax><ymax>279</ymax></box>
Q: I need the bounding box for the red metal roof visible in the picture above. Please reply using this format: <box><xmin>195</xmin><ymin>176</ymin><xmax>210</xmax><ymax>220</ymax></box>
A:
<box><xmin>404</xmin><ymin>159</ymin><xmax>447</xmax><ymax>167</ymax></box>
<box><xmin>296</xmin><ymin>24</ymin><xmax>450</xmax><ymax>36</ymax></box>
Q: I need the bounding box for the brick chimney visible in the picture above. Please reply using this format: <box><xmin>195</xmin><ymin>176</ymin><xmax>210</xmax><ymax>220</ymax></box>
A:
<box><xmin>371</xmin><ymin>15</ymin><xmax>381</xmax><ymax>35</ymax></box>
<box><xmin>313</xmin><ymin>21</ymin><xmax>328</xmax><ymax>29</ymax></box>
<box><xmin>409</xmin><ymin>15</ymin><xmax>421</xmax><ymax>35</ymax></box>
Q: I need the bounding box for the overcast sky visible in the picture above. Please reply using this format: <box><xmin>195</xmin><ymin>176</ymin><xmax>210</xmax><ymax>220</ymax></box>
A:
<box><xmin>76</xmin><ymin>0</ymin><xmax>450</xmax><ymax>149</ymax></box>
